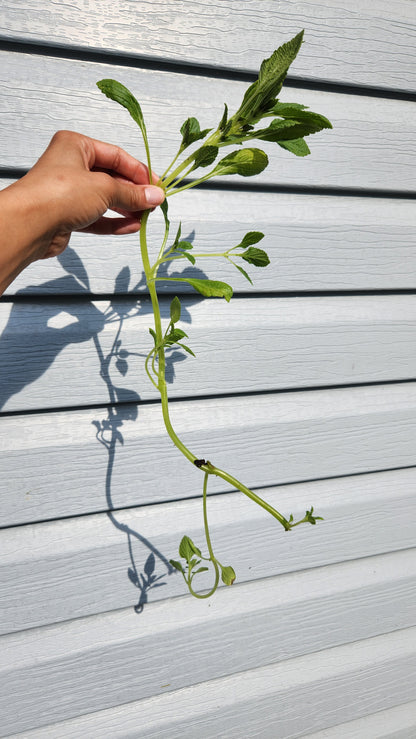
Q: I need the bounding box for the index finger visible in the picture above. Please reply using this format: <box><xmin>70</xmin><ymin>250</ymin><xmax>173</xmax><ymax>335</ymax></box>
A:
<box><xmin>85</xmin><ymin>136</ymin><xmax>156</xmax><ymax>185</ymax></box>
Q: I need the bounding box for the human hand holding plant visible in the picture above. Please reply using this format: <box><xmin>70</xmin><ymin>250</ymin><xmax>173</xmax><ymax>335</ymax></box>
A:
<box><xmin>97</xmin><ymin>30</ymin><xmax>330</xmax><ymax>598</ymax></box>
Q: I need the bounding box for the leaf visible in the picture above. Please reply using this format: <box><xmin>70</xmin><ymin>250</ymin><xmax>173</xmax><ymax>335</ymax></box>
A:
<box><xmin>219</xmin><ymin>103</ymin><xmax>228</xmax><ymax>131</ymax></box>
<box><xmin>178</xmin><ymin>342</ymin><xmax>196</xmax><ymax>357</ymax></box>
<box><xmin>271</xmin><ymin>103</ymin><xmax>332</xmax><ymax>133</ymax></box>
<box><xmin>177</xmin><ymin>240</ymin><xmax>193</xmax><ymax>251</ymax></box>
<box><xmin>221</xmin><ymin>565</ymin><xmax>236</xmax><ymax>586</ymax></box>
<box><xmin>170</xmin><ymin>559</ymin><xmax>185</xmax><ymax>575</ymax></box>
<box><xmin>184</xmin><ymin>278</ymin><xmax>233</xmax><ymax>302</ymax></box>
<box><xmin>213</xmin><ymin>148</ymin><xmax>268</xmax><ymax>177</ymax></box>
<box><xmin>166</xmin><ymin>328</ymin><xmax>188</xmax><ymax>344</ymax></box>
<box><xmin>149</xmin><ymin>327</ymin><xmax>157</xmax><ymax>344</ymax></box>
<box><xmin>179</xmin><ymin>536</ymin><xmax>202</xmax><ymax>561</ymax></box>
<box><xmin>236</xmin><ymin>31</ymin><xmax>304</xmax><ymax>121</ymax></box>
<box><xmin>180</xmin><ymin>251</ymin><xmax>196</xmax><ymax>265</ymax></box>
<box><xmin>160</xmin><ymin>197</ymin><xmax>170</xmax><ymax>228</ymax></box>
<box><xmin>253</xmin><ymin>114</ymin><xmax>331</xmax><ymax>143</ymax></box>
<box><xmin>192</xmin><ymin>145</ymin><xmax>219</xmax><ymax>169</ymax></box>
<box><xmin>97</xmin><ymin>79</ymin><xmax>146</xmax><ymax>134</ymax></box>
<box><xmin>170</xmin><ymin>296</ymin><xmax>181</xmax><ymax>323</ymax></box>
<box><xmin>233</xmin><ymin>262</ymin><xmax>253</xmax><ymax>285</ymax></box>
<box><xmin>278</xmin><ymin>138</ymin><xmax>311</xmax><ymax>157</ymax></box>
<box><xmin>194</xmin><ymin>567</ymin><xmax>209</xmax><ymax>574</ymax></box>
<box><xmin>115</xmin><ymin>358</ymin><xmax>128</xmax><ymax>375</ymax></box>
<box><xmin>237</xmin><ymin>231</ymin><xmax>265</xmax><ymax>249</ymax></box>
<box><xmin>241</xmin><ymin>247</ymin><xmax>270</xmax><ymax>267</ymax></box>
<box><xmin>180</xmin><ymin>117</ymin><xmax>212</xmax><ymax>150</ymax></box>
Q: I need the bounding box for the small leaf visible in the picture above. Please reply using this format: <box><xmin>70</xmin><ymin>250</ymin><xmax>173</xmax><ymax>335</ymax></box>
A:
<box><xmin>182</xmin><ymin>251</ymin><xmax>196</xmax><ymax>265</ymax></box>
<box><xmin>185</xmin><ymin>278</ymin><xmax>233</xmax><ymax>302</ymax></box>
<box><xmin>241</xmin><ymin>247</ymin><xmax>270</xmax><ymax>267</ymax></box>
<box><xmin>221</xmin><ymin>565</ymin><xmax>236</xmax><ymax>586</ymax></box>
<box><xmin>166</xmin><ymin>328</ymin><xmax>188</xmax><ymax>344</ymax></box>
<box><xmin>170</xmin><ymin>296</ymin><xmax>181</xmax><ymax>323</ymax></box>
<box><xmin>194</xmin><ymin>567</ymin><xmax>209</xmax><ymax>574</ymax></box>
<box><xmin>97</xmin><ymin>79</ymin><xmax>146</xmax><ymax>133</ymax></box>
<box><xmin>238</xmin><ymin>231</ymin><xmax>265</xmax><ymax>249</ymax></box>
<box><xmin>213</xmin><ymin>148</ymin><xmax>268</xmax><ymax>178</ymax></box>
<box><xmin>278</xmin><ymin>138</ymin><xmax>310</xmax><ymax>157</ymax></box>
<box><xmin>115</xmin><ymin>358</ymin><xmax>128</xmax><ymax>375</ymax></box>
<box><xmin>170</xmin><ymin>559</ymin><xmax>185</xmax><ymax>574</ymax></box>
<box><xmin>233</xmin><ymin>262</ymin><xmax>253</xmax><ymax>285</ymax></box>
<box><xmin>178</xmin><ymin>342</ymin><xmax>196</xmax><ymax>357</ymax></box>
<box><xmin>192</xmin><ymin>145</ymin><xmax>219</xmax><ymax>169</ymax></box>
<box><xmin>177</xmin><ymin>240</ymin><xmax>193</xmax><ymax>251</ymax></box>
<box><xmin>180</xmin><ymin>117</ymin><xmax>212</xmax><ymax>150</ymax></box>
<box><xmin>219</xmin><ymin>103</ymin><xmax>228</xmax><ymax>131</ymax></box>
<box><xmin>149</xmin><ymin>327</ymin><xmax>157</xmax><ymax>344</ymax></box>
<box><xmin>160</xmin><ymin>197</ymin><xmax>170</xmax><ymax>227</ymax></box>
<box><xmin>179</xmin><ymin>536</ymin><xmax>202</xmax><ymax>561</ymax></box>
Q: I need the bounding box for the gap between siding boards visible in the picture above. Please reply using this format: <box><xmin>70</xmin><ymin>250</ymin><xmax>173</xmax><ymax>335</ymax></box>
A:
<box><xmin>0</xmin><ymin>36</ymin><xmax>416</xmax><ymax>102</ymax></box>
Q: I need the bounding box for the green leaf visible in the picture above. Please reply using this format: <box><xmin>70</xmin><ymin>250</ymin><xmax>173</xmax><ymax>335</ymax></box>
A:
<box><xmin>178</xmin><ymin>342</ymin><xmax>196</xmax><ymax>357</ymax></box>
<box><xmin>253</xmin><ymin>114</ymin><xmax>331</xmax><ymax>143</ymax></box>
<box><xmin>241</xmin><ymin>247</ymin><xmax>270</xmax><ymax>267</ymax></box>
<box><xmin>221</xmin><ymin>565</ymin><xmax>236</xmax><ymax>586</ymax></box>
<box><xmin>213</xmin><ymin>148</ymin><xmax>268</xmax><ymax>177</ymax></box>
<box><xmin>182</xmin><ymin>251</ymin><xmax>196</xmax><ymax>265</ymax></box>
<box><xmin>180</xmin><ymin>117</ymin><xmax>212</xmax><ymax>150</ymax></box>
<box><xmin>184</xmin><ymin>278</ymin><xmax>233</xmax><ymax>302</ymax></box>
<box><xmin>271</xmin><ymin>103</ymin><xmax>332</xmax><ymax>132</ymax></box>
<box><xmin>179</xmin><ymin>536</ymin><xmax>202</xmax><ymax>561</ymax></box>
<box><xmin>160</xmin><ymin>197</ymin><xmax>170</xmax><ymax>228</ymax></box>
<box><xmin>170</xmin><ymin>559</ymin><xmax>185</xmax><ymax>574</ymax></box>
<box><xmin>219</xmin><ymin>103</ymin><xmax>228</xmax><ymax>131</ymax></box>
<box><xmin>177</xmin><ymin>240</ymin><xmax>193</xmax><ymax>251</ymax></box>
<box><xmin>194</xmin><ymin>566</ymin><xmax>209</xmax><ymax>574</ymax></box>
<box><xmin>192</xmin><ymin>145</ymin><xmax>219</xmax><ymax>169</ymax></box>
<box><xmin>149</xmin><ymin>327</ymin><xmax>157</xmax><ymax>344</ymax></box>
<box><xmin>232</xmin><ymin>262</ymin><xmax>253</xmax><ymax>285</ymax></box>
<box><xmin>166</xmin><ymin>328</ymin><xmax>188</xmax><ymax>345</ymax></box>
<box><xmin>170</xmin><ymin>296</ymin><xmax>181</xmax><ymax>323</ymax></box>
<box><xmin>97</xmin><ymin>79</ymin><xmax>146</xmax><ymax>134</ymax></box>
<box><xmin>237</xmin><ymin>231</ymin><xmax>265</xmax><ymax>249</ymax></box>
<box><xmin>236</xmin><ymin>31</ymin><xmax>304</xmax><ymax>122</ymax></box>
<box><xmin>278</xmin><ymin>138</ymin><xmax>310</xmax><ymax>157</ymax></box>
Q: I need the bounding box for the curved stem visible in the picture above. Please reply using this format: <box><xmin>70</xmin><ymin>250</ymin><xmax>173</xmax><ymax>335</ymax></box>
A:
<box><xmin>186</xmin><ymin>472</ymin><xmax>220</xmax><ymax>599</ymax></box>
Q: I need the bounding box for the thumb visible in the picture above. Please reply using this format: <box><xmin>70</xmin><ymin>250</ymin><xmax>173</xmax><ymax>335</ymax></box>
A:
<box><xmin>107</xmin><ymin>178</ymin><xmax>165</xmax><ymax>212</ymax></box>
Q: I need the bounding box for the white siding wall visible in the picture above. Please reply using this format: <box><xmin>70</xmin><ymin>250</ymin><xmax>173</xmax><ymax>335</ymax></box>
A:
<box><xmin>0</xmin><ymin>2</ymin><xmax>415</xmax><ymax>736</ymax></box>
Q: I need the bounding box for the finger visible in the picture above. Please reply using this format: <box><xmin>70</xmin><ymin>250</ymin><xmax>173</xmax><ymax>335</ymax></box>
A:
<box><xmin>100</xmin><ymin>174</ymin><xmax>165</xmax><ymax>212</ymax></box>
<box><xmin>79</xmin><ymin>215</ymin><xmax>142</xmax><ymax>236</ymax></box>
<box><xmin>86</xmin><ymin>137</ymin><xmax>158</xmax><ymax>185</ymax></box>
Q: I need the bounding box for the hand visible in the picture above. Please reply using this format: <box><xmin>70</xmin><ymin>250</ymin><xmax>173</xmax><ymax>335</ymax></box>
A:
<box><xmin>0</xmin><ymin>130</ymin><xmax>165</xmax><ymax>293</ymax></box>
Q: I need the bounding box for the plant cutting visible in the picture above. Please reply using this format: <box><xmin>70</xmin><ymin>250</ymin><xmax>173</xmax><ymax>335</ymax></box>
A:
<box><xmin>97</xmin><ymin>30</ymin><xmax>331</xmax><ymax>598</ymax></box>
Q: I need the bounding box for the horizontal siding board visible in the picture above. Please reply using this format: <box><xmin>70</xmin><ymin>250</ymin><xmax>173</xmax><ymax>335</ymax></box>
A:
<box><xmin>1</xmin><ymin>383</ymin><xmax>416</xmax><ymax>526</ymax></box>
<box><xmin>1</xmin><ymin>468</ymin><xmax>416</xmax><ymax>633</ymax></box>
<box><xmin>2</xmin><ymin>622</ymin><xmax>416</xmax><ymax>736</ymax></box>
<box><xmin>1</xmin><ymin>52</ymin><xmax>416</xmax><ymax>191</ymax></box>
<box><xmin>2</xmin><ymin>294</ymin><xmax>416</xmax><ymax>413</ymax></box>
<box><xmin>2</xmin><ymin>186</ymin><xmax>415</xmax><ymax>296</ymax></box>
<box><xmin>1</xmin><ymin>0</ymin><xmax>415</xmax><ymax>91</ymax></box>
<box><xmin>306</xmin><ymin>701</ymin><xmax>416</xmax><ymax>738</ymax></box>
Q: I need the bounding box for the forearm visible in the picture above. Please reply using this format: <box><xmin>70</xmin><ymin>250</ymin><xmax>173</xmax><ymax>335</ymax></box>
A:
<box><xmin>0</xmin><ymin>177</ymin><xmax>57</xmax><ymax>294</ymax></box>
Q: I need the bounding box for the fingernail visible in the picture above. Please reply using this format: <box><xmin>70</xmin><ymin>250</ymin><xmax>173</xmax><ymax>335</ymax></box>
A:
<box><xmin>144</xmin><ymin>186</ymin><xmax>165</xmax><ymax>206</ymax></box>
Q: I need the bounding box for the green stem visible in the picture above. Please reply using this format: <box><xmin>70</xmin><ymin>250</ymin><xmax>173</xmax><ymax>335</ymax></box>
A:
<box><xmin>186</xmin><ymin>472</ymin><xmax>220</xmax><ymax>599</ymax></box>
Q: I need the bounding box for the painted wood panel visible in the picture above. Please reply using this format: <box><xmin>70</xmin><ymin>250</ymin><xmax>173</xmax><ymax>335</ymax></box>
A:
<box><xmin>1</xmin><ymin>468</ymin><xmax>415</xmax><ymax>634</ymax></box>
<box><xmin>306</xmin><ymin>701</ymin><xmax>416</xmax><ymax>738</ymax></box>
<box><xmin>1</xmin><ymin>383</ymin><xmax>416</xmax><ymax>526</ymax></box>
<box><xmin>1</xmin><ymin>294</ymin><xmax>416</xmax><ymax>413</ymax></box>
<box><xmin>1</xmin><ymin>1</ymin><xmax>415</xmax><ymax>91</ymax></box>
<box><xmin>2</xmin><ymin>184</ymin><xmax>415</xmax><ymax>296</ymax></box>
<box><xmin>2</xmin><ymin>624</ymin><xmax>416</xmax><ymax>736</ymax></box>
<box><xmin>1</xmin><ymin>52</ymin><xmax>415</xmax><ymax>191</ymax></box>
